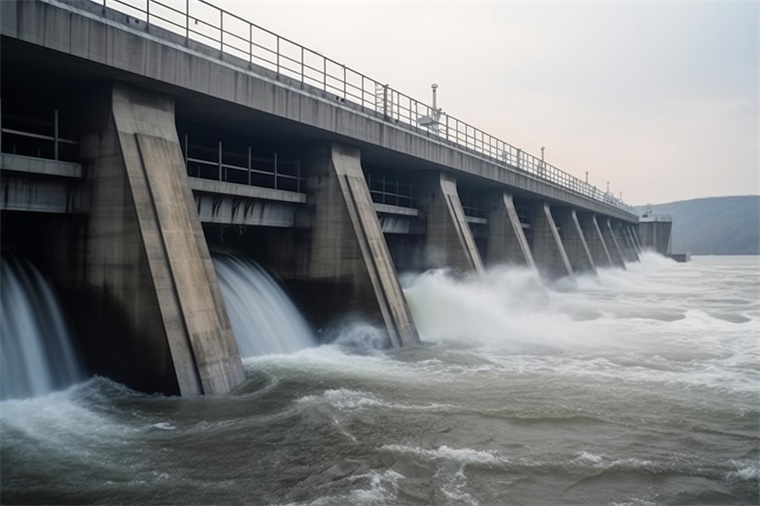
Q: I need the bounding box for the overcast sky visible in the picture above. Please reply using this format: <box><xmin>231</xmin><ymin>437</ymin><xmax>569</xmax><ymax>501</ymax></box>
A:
<box><xmin>205</xmin><ymin>1</ymin><xmax>758</xmax><ymax>205</ymax></box>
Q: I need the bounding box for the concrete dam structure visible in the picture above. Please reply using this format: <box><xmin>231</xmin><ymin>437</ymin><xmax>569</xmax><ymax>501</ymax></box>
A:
<box><xmin>0</xmin><ymin>0</ymin><xmax>657</xmax><ymax>397</ymax></box>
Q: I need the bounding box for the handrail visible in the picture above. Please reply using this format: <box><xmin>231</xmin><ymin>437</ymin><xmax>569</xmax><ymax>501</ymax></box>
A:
<box><xmin>92</xmin><ymin>0</ymin><xmax>635</xmax><ymax>214</ymax></box>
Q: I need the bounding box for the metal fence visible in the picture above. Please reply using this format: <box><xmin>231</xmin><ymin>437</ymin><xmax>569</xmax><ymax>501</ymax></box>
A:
<box><xmin>93</xmin><ymin>0</ymin><xmax>635</xmax><ymax>214</ymax></box>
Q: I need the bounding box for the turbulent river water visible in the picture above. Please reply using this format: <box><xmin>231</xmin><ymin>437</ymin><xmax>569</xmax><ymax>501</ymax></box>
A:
<box><xmin>1</xmin><ymin>254</ymin><xmax>758</xmax><ymax>505</ymax></box>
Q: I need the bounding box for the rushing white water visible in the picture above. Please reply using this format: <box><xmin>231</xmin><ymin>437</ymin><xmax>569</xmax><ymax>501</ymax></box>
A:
<box><xmin>1</xmin><ymin>254</ymin><xmax>757</xmax><ymax>505</ymax></box>
<box><xmin>0</xmin><ymin>256</ymin><xmax>84</xmax><ymax>400</ymax></box>
<box><xmin>213</xmin><ymin>255</ymin><xmax>318</xmax><ymax>358</ymax></box>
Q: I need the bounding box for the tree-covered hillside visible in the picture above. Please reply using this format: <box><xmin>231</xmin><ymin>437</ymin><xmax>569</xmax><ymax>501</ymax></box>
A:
<box><xmin>636</xmin><ymin>196</ymin><xmax>759</xmax><ymax>255</ymax></box>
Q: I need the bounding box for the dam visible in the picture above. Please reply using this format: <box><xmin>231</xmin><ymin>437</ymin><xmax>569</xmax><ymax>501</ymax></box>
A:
<box><xmin>0</xmin><ymin>0</ymin><xmax>664</xmax><ymax>397</ymax></box>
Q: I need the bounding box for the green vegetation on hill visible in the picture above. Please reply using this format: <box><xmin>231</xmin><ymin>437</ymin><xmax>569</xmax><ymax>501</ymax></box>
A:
<box><xmin>636</xmin><ymin>196</ymin><xmax>759</xmax><ymax>255</ymax></box>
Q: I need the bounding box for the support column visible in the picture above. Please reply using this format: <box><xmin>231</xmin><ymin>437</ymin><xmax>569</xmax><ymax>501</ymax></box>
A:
<box><xmin>529</xmin><ymin>202</ymin><xmax>574</xmax><ymax>280</ymax></box>
<box><xmin>556</xmin><ymin>208</ymin><xmax>597</xmax><ymax>275</ymax></box>
<box><xmin>486</xmin><ymin>191</ymin><xmax>536</xmax><ymax>270</ymax></box>
<box><xmin>305</xmin><ymin>143</ymin><xmax>419</xmax><ymax>348</ymax></box>
<box><xmin>602</xmin><ymin>217</ymin><xmax>627</xmax><ymax>269</ymax></box>
<box><xmin>418</xmin><ymin>172</ymin><xmax>484</xmax><ymax>273</ymax></box>
<box><xmin>80</xmin><ymin>84</ymin><xmax>245</xmax><ymax>396</ymax></box>
<box><xmin>578</xmin><ymin>214</ymin><xmax>613</xmax><ymax>268</ymax></box>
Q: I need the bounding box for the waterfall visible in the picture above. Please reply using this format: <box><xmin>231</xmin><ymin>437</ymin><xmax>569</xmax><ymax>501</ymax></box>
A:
<box><xmin>1</xmin><ymin>256</ymin><xmax>84</xmax><ymax>400</ymax></box>
<box><xmin>213</xmin><ymin>255</ymin><xmax>318</xmax><ymax>358</ymax></box>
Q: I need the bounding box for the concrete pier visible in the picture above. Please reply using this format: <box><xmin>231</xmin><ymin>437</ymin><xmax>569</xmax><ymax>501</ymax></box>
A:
<box><xmin>529</xmin><ymin>203</ymin><xmax>574</xmax><ymax>280</ymax></box>
<box><xmin>486</xmin><ymin>192</ymin><xmax>536</xmax><ymax>270</ymax></box>
<box><xmin>556</xmin><ymin>208</ymin><xmax>597</xmax><ymax>275</ymax></box>
<box><xmin>418</xmin><ymin>172</ymin><xmax>484</xmax><ymax>273</ymax></box>
<box><xmin>79</xmin><ymin>85</ymin><xmax>245</xmax><ymax>395</ymax></box>
<box><xmin>602</xmin><ymin>218</ymin><xmax>627</xmax><ymax>269</ymax></box>
<box><xmin>578</xmin><ymin>214</ymin><xmax>613</xmax><ymax>268</ymax></box>
<box><xmin>304</xmin><ymin>143</ymin><xmax>419</xmax><ymax>348</ymax></box>
<box><xmin>638</xmin><ymin>218</ymin><xmax>673</xmax><ymax>256</ymax></box>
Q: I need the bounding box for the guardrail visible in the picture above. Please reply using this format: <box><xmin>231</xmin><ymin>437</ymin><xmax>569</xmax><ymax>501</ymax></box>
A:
<box><xmin>92</xmin><ymin>0</ymin><xmax>635</xmax><ymax>214</ymax></box>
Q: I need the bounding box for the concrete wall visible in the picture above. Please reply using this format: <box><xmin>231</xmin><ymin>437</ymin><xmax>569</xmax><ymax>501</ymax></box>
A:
<box><xmin>613</xmin><ymin>221</ymin><xmax>638</xmax><ymax>263</ymax></box>
<box><xmin>485</xmin><ymin>192</ymin><xmax>536</xmax><ymax>270</ymax></box>
<box><xmin>304</xmin><ymin>143</ymin><xmax>419</xmax><ymax>348</ymax></box>
<box><xmin>529</xmin><ymin>202</ymin><xmax>574</xmax><ymax>280</ymax></box>
<box><xmin>418</xmin><ymin>172</ymin><xmax>484</xmax><ymax>273</ymax></box>
<box><xmin>78</xmin><ymin>84</ymin><xmax>245</xmax><ymax>396</ymax></box>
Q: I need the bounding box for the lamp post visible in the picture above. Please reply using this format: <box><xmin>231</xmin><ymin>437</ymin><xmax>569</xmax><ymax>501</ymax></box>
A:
<box><xmin>585</xmin><ymin>171</ymin><xmax>589</xmax><ymax>184</ymax></box>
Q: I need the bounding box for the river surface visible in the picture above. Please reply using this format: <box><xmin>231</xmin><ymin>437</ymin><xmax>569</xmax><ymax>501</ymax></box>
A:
<box><xmin>1</xmin><ymin>254</ymin><xmax>758</xmax><ymax>505</ymax></box>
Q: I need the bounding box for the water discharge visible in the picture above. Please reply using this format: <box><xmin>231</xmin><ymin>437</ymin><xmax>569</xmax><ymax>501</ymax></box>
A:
<box><xmin>213</xmin><ymin>255</ymin><xmax>318</xmax><ymax>358</ymax></box>
<box><xmin>1</xmin><ymin>254</ymin><xmax>758</xmax><ymax>504</ymax></box>
<box><xmin>0</xmin><ymin>255</ymin><xmax>84</xmax><ymax>401</ymax></box>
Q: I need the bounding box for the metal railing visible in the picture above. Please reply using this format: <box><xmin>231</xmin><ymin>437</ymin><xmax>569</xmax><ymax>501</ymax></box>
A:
<box><xmin>183</xmin><ymin>136</ymin><xmax>303</xmax><ymax>193</ymax></box>
<box><xmin>1</xmin><ymin>111</ymin><xmax>79</xmax><ymax>162</ymax></box>
<box><xmin>93</xmin><ymin>0</ymin><xmax>635</xmax><ymax>214</ymax></box>
<box><xmin>366</xmin><ymin>174</ymin><xmax>413</xmax><ymax>208</ymax></box>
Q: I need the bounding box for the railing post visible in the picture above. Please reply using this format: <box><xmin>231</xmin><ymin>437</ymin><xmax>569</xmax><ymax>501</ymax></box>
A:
<box><xmin>218</xmin><ymin>141</ymin><xmax>222</xmax><ymax>181</ymax></box>
<box><xmin>146</xmin><ymin>0</ymin><xmax>150</xmax><ymax>25</ymax></box>
<box><xmin>301</xmin><ymin>47</ymin><xmax>305</xmax><ymax>83</ymax></box>
<box><xmin>382</xmin><ymin>84</ymin><xmax>388</xmax><ymax>119</ymax></box>
<box><xmin>276</xmin><ymin>37</ymin><xmax>280</xmax><ymax>74</ymax></box>
<box><xmin>323</xmin><ymin>58</ymin><xmax>327</xmax><ymax>91</ymax></box>
<box><xmin>343</xmin><ymin>65</ymin><xmax>347</xmax><ymax>99</ymax></box>
<box><xmin>219</xmin><ymin>9</ymin><xmax>223</xmax><ymax>51</ymax></box>
<box><xmin>273</xmin><ymin>152</ymin><xmax>278</xmax><ymax>189</ymax></box>
<box><xmin>249</xmin><ymin>24</ymin><xmax>253</xmax><ymax>65</ymax></box>
<box><xmin>185</xmin><ymin>0</ymin><xmax>189</xmax><ymax>41</ymax></box>
<box><xmin>53</xmin><ymin>109</ymin><xmax>59</xmax><ymax>161</ymax></box>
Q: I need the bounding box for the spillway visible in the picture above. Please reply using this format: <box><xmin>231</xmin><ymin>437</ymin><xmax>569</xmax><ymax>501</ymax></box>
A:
<box><xmin>1</xmin><ymin>255</ymin><xmax>84</xmax><ymax>400</ymax></box>
<box><xmin>213</xmin><ymin>255</ymin><xmax>318</xmax><ymax>358</ymax></box>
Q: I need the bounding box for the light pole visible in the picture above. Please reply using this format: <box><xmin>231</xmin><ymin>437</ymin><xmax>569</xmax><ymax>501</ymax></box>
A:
<box><xmin>585</xmin><ymin>171</ymin><xmax>589</xmax><ymax>184</ymax></box>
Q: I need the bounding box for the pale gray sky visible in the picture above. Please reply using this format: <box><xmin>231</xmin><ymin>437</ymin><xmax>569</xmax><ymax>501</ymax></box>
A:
<box><xmin>210</xmin><ymin>0</ymin><xmax>758</xmax><ymax>204</ymax></box>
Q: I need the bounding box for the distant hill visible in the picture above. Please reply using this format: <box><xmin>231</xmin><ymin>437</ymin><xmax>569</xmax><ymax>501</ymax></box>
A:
<box><xmin>635</xmin><ymin>196</ymin><xmax>760</xmax><ymax>255</ymax></box>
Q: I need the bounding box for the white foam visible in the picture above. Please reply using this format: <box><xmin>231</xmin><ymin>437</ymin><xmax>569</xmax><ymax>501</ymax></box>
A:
<box><xmin>380</xmin><ymin>444</ymin><xmax>506</xmax><ymax>467</ymax></box>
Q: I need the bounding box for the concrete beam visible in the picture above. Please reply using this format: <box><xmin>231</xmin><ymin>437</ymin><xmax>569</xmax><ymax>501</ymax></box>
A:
<box><xmin>0</xmin><ymin>172</ymin><xmax>86</xmax><ymax>214</ymax></box>
<box><xmin>529</xmin><ymin>202</ymin><xmax>575</xmax><ymax>280</ymax></box>
<box><xmin>418</xmin><ymin>172</ymin><xmax>484</xmax><ymax>273</ymax></box>
<box><xmin>578</xmin><ymin>214</ymin><xmax>613</xmax><ymax>269</ymax></box>
<box><xmin>556</xmin><ymin>208</ymin><xmax>597</xmax><ymax>276</ymax></box>
<box><xmin>304</xmin><ymin>143</ymin><xmax>419</xmax><ymax>348</ymax></box>
<box><xmin>486</xmin><ymin>191</ymin><xmax>536</xmax><ymax>270</ymax></box>
<box><xmin>1</xmin><ymin>153</ymin><xmax>82</xmax><ymax>178</ymax></box>
<box><xmin>79</xmin><ymin>84</ymin><xmax>245</xmax><ymax>396</ymax></box>
<box><xmin>630</xmin><ymin>224</ymin><xmax>643</xmax><ymax>254</ymax></box>
<box><xmin>602</xmin><ymin>218</ymin><xmax>626</xmax><ymax>269</ymax></box>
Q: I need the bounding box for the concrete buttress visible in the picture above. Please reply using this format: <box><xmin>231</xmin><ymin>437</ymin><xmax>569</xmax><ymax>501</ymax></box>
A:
<box><xmin>80</xmin><ymin>84</ymin><xmax>245</xmax><ymax>396</ymax></box>
<box><xmin>556</xmin><ymin>208</ymin><xmax>597</xmax><ymax>276</ymax></box>
<box><xmin>486</xmin><ymin>192</ymin><xmax>536</xmax><ymax>270</ymax></box>
<box><xmin>304</xmin><ymin>143</ymin><xmax>419</xmax><ymax>348</ymax></box>
<box><xmin>529</xmin><ymin>203</ymin><xmax>575</xmax><ymax>281</ymax></box>
<box><xmin>579</xmin><ymin>214</ymin><xmax>613</xmax><ymax>268</ymax></box>
<box><xmin>418</xmin><ymin>172</ymin><xmax>484</xmax><ymax>273</ymax></box>
<box><xmin>602</xmin><ymin>218</ymin><xmax>627</xmax><ymax>269</ymax></box>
